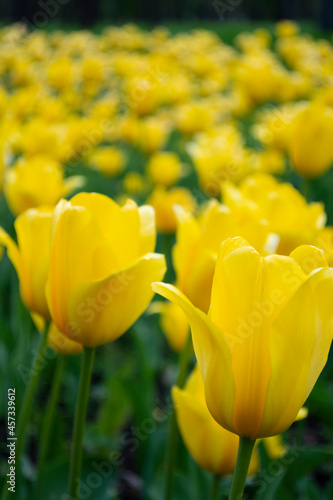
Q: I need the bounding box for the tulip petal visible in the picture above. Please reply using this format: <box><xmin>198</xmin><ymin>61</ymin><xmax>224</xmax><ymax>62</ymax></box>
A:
<box><xmin>152</xmin><ymin>282</ymin><xmax>235</xmax><ymax>433</ymax></box>
<box><xmin>71</xmin><ymin>193</ymin><xmax>143</xmax><ymax>266</ymax></box>
<box><xmin>138</xmin><ymin>205</ymin><xmax>156</xmax><ymax>254</ymax></box>
<box><xmin>258</xmin><ymin>267</ymin><xmax>333</xmax><ymax>437</ymax></box>
<box><xmin>0</xmin><ymin>227</ymin><xmax>21</xmax><ymax>277</ymax></box>
<box><xmin>46</xmin><ymin>204</ymin><xmax>117</xmax><ymax>332</ymax></box>
<box><xmin>289</xmin><ymin>245</ymin><xmax>328</xmax><ymax>274</ymax></box>
<box><xmin>185</xmin><ymin>251</ymin><xmax>216</xmax><ymax>313</ymax></box>
<box><xmin>66</xmin><ymin>253</ymin><xmax>166</xmax><ymax>347</ymax></box>
<box><xmin>148</xmin><ymin>300</ymin><xmax>190</xmax><ymax>353</ymax></box>
<box><xmin>1</xmin><ymin>210</ymin><xmax>52</xmax><ymax>318</ymax></box>
<box><xmin>172</xmin><ymin>208</ymin><xmax>201</xmax><ymax>291</ymax></box>
<box><xmin>15</xmin><ymin>209</ymin><xmax>52</xmax><ymax>318</ymax></box>
<box><xmin>296</xmin><ymin>407</ymin><xmax>308</xmax><ymax>421</ymax></box>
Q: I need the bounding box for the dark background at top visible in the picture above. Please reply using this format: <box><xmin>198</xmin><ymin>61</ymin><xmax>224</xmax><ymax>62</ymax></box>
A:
<box><xmin>1</xmin><ymin>0</ymin><xmax>333</xmax><ymax>29</ymax></box>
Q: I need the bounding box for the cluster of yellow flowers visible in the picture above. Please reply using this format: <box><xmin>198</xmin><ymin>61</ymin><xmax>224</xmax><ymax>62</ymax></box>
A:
<box><xmin>1</xmin><ymin>22</ymin><xmax>333</xmax><ymax>225</ymax></box>
<box><xmin>1</xmin><ymin>19</ymin><xmax>333</xmax><ymax>500</ymax></box>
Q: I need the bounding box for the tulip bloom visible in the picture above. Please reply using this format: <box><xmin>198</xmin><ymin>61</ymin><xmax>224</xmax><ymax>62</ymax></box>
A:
<box><xmin>222</xmin><ymin>174</ymin><xmax>326</xmax><ymax>255</ymax></box>
<box><xmin>87</xmin><ymin>146</ymin><xmax>126</xmax><ymax>177</ymax></box>
<box><xmin>137</xmin><ymin>116</ymin><xmax>170</xmax><ymax>154</ymax></box>
<box><xmin>147</xmin><ymin>152</ymin><xmax>183</xmax><ymax>187</ymax></box>
<box><xmin>275</xmin><ymin>20</ymin><xmax>300</xmax><ymax>38</ymax></box>
<box><xmin>0</xmin><ymin>207</ymin><xmax>53</xmax><ymax>319</ymax></box>
<box><xmin>289</xmin><ymin>104</ymin><xmax>333</xmax><ymax>178</ymax></box>
<box><xmin>173</xmin><ymin>365</ymin><xmax>259</xmax><ymax>476</ymax></box>
<box><xmin>4</xmin><ymin>155</ymin><xmax>85</xmax><ymax>216</ymax></box>
<box><xmin>153</xmin><ymin>237</ymin><xmax>333</xmax><ymax>439</ymax></box>
<box><xmin>46</xmin><ymin>192</ymin><xmax>166</xmax><ymax>347</ymax></box>
<box><xmin>147</xmin><ymin>187</ymin><xmax>196</xmax><ymax>234</ymax></box>
<box><xmin>0</xmin><ymin>208</ymin><xmax>57</xmax><ymax>494</ymax></box>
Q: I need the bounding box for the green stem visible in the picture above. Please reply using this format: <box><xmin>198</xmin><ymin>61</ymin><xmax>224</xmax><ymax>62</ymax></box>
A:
<box><xmin>68</xmin><ymin>347</ymin><xmax>95</xmax><ymax>499</ymax></box>
<box><xmin>229</xmin><ymin>437</ymin><xmax>256</xmax><ymax>500</ymax></box>
<box><xmin>34</xmin><ymin>354</ymin><xmax>65</xmax><ymax>499</ymax></box>
<box><xmin>209</xmin><ymin>474</ymin><xmax>220</xmax><ymax>500</ymax></box>
<box><xmin>301</xmin><ymin>178</ymin><xmax>311</xmax><ymax>200</ymax></box>
<box><xmin>164</xmin><ymin>333</ymin><xmax>192</xmax><ymax>500</ymax></box>
<box><xmin>1</xmin><ymin>321</ymin><xmax>50</xmax><ymax>500</ymax></box>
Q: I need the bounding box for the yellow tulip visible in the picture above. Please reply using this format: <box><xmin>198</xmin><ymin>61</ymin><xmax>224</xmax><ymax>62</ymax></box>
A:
<box><xmin>18</xmin><ymin>119</ymin><xmax>62</xmax><ymax>158</ymax></box>
<box><xmin>254</xmin><ymin>149</ymin><xmax>285</xmax><ymax>175</ymax></box>
<box><xmin>118</xmin><ymin>115</ymin><xmax>140</xmax><ymax>145</ymax></box>
<box><xmin>147</xmin><ymin>152</ymin><xmax>182</xmax><ymax>187</ymax></box>
<box><xmin>147</xmin><ymin>187</ymin><xmax>196</xmax><ymax>234</ymax></box>
<box><xmin>47</xmin><ymin>57</ymin><xmax>72</xmax><ymax>91</ymax></box>
<box><xmin>252</xmin><ymin>102</ymin><xmax>306</xmax><ymax>152</ymax></box>
<box><xmin>173</xmin><ymin>365</ymin><xmax>259</xmax><ymax>476</ymax></box>
<box><xmin>222</xmin><ymin>174</ymin><xmax>326</xmax><ymax>255</ymax></box>
<box><xmin>289</xmin><ymin>104</ymin><xmax>333</xmax><ymax>178</ymax></box>
<box><xmin>234</xmin><ymin>51</ymin><xmax>290</xmax><ymax>105</ymax></box>
<box><xmin>0</xmin><ymin>208</ymin><xmax>53</xmax><ymax>319</ymax></box>
<box><xmin>175</xmin><ymin>101</ymin><xmax>217</xmax><ymax>135</ymax></box>
<box><xmin>81</xmin><ymin>57</ymin><xmax>105</xmax><ymax>84</ymax></box>
<box><xmin>137</xmin><ymin>116</ymin><xmax>170</xmax><ymax>154</ymax></box>
<box><xmin>35</xmin><ymin>96</ymin><xmax>68</xmax><ymax>123</ymax></box>
<box><xmin>153</xmin><ymin>237</ymin><xmax>333</xmax><ymax>439</ymax></box>
<box><xmin>46</xmin><ymin>192</ymin><xmax>166</xmax><ymax>347</ymax></box>
<box><xmin>4</xmin><ymin>156</ymin><xmax>85</xmax><ymax>215</ymax></box>
<box><xmin>87</xmin><ymin>146</ymin><xmax>126</xmax><ymax>177</ymax></box>
<box><xmin>123</xmin><ymin>172</ymin><xmax>145</xmax><ymax>195</ymax></box>
<box><xmin>125</xmin><ymin>76</ymin><xmax>162</xmax><ymax>116</ymax></box>
<box><xmin>275</xmin><ymin>20</ymin><xmax>300</xmax><ymax>38</ymax></box>
<box><xmin>187</xmin><ymin>124</ymin><xmax>253</xmax><ymax>194</ymax></box>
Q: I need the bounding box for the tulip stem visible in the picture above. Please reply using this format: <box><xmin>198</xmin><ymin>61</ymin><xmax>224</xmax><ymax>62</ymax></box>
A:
<box><xmin>301</xmin><ymin>178</ymin><xmax>311</xmax><ymax>200</ymax></box>
<box><xmin>68</xmin><ymin>346</ymin><xmax>95</xmax><ymax>500</ymax></box>
<box><xmin>229</xmin><ymin>437</ymin><xmax>256</xmax><ymax>500</ymax></box>
<box><xmin>209</xmin><ymin>474</ymin><xmax>220</xmax><ymax>500</ymax></box>
<box><xmin>1</xmin><ymin>321</ymin><xmax>50</xmax><ymax>500</ymax></box>
<box><xmin>34</xmin><ymin>354</ymin><xmax>65</xmax><ymax>499</ymax></box>
<box><xmin>164</xmin><ymin>333</ymin><xmax>193</xmax><ymax>500</ymax></box>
